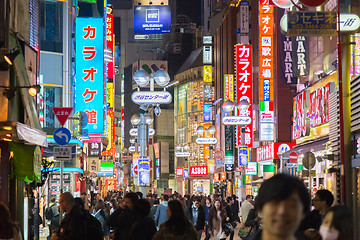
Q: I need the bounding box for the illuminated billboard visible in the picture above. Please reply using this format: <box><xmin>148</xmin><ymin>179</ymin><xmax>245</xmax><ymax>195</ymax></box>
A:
<box><xmin>75</xmin><ymin>18</ymin><xmax>104</xmax><ymax>134</ymax></box>
<box><xmin>134</xmin><ymin>5</ymin><xmax>171</xmax><ymax>34</ymax></box>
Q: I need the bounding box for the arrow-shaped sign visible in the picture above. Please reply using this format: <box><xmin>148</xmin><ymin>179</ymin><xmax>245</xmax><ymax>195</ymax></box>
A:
<box><xmin>55</xmin><ymin>130</ymin><xmax>69</xmax><ymax>142</ymax></box>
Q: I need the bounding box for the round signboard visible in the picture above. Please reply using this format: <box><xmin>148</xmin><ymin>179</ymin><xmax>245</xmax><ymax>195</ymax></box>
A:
<box><xmin>299</xmin><ymin>0</ymin><xmax>328</xmax><ymax>7</ymax></box>
<box><xmin>303</xmin><ymin>151</ymin><xmax>316</xmax><ymax>169</ymax></box>
<box><xmin>272</xmin><ymin>0</ymin><xmax>298</xmax><ymax>9</ymax></box>
<box><xmin>289</xmin><ymin>152</ymin><xmax>298</xmax><ymax>163</ymax></box>
<box><xmin>214</xmin><ymin>150</ymin><xmax>224</xmax><ymax>160</ymax></box>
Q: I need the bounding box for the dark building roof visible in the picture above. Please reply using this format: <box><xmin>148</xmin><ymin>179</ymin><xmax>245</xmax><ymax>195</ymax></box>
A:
<box><xmin>176</xmin><ymin>47</ymin><xmax>203</xmax><ymax>74</ymax></box>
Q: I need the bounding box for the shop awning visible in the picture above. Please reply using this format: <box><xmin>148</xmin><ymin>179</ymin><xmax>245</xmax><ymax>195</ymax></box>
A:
<box><xmin>282</xmin><ymin>138</ymin><xmax>329</xmax><ymax>159</ymax></box>
<box><xmin>41</xmin><ymin>167</ymin><xmax>83</xmax><ymax>173</ymax></box>
<box><xmin>10</xmin><ymin>142</ymin><xmax>42</xmax><ymax>182</ymax></box>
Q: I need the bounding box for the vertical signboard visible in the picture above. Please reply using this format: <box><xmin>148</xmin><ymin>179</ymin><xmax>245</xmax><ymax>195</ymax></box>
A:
<box><xmin>224</xmin><ymin>74</ymin><xmax>234</xmax><ymax>102</ymax></box>
<box><xmin>235</xmin><ymin>44</ymin><xmax>253</xmax><ymax>147</ymax></box>
<box><xmin>224</xmin><ymin>123</ymin><xmax>234</xmax><ymax>171</ymax></box>
<box><xmin>293</xmin><ymin>36</ymin><xmax>308</xmax><ymax>76</ymax></box>
<box><xmin>351</xmin><ymin>35</ymin><xmax>360</xmax><ymax>78</ymax></box>
<box><xmin>203</xmin><ymin>65</ymin><xmax>212</xmax><ymax>83</ymax></box>
<box><xmin>259</xmin><ymin>0</ymin><xmax>274</xmax><ymax>141</ymax></box>
<box><xmin>281</xmin><ymin>34</ymin><xmax>297</xmax><ymax>84</ymax></box>
<box><xmin>138</xmin><ymin>158</ymin><xmax>150</xmax><ymax>186</ymax></box>
<box><xmin>75</xmin><ymin>18</ymin><xmax>104</xmax><ymax>134</ymax></box>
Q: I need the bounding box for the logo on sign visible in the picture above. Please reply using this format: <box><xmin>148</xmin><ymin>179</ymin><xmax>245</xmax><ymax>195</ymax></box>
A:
<box><xmin>175</xmin><ymin>152</ymin><xmax>190</xmax><ymax>157</ymax></box>
<box><xmin>132</xmin><ymin>91</ymin><xmax>172</xmax><ymax>105</ymax></box>
<box><xmin>189</xmin><ymin>166</ymin><xmax>208</xmax><ymax>176</ymax></box>
<box><xmin>195</xmin><ymin>138</ymin><xmax>217</xmax><ymax>145</ymax></box>
<box><xmin>278</xmin><ymin>143</ymin><xmax>291</xmax><ymax>154</ymax></box>
<box><xmin>146</xmin><ymin>9</ymin><xmax>159</xmax><ymax>22</ymax></box>
<box><xmin>176</xmin><ymin>167</ymin><xmax>183</xmax><ymax>176</ymax></box>
<box><xmin>222</xmin><ymin>116</ymin><xmax>252</xmax><ymax>125</ymax></box>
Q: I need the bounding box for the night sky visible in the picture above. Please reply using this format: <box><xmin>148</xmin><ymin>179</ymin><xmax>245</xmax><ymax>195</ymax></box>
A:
<box><xmin>176</xmin><ymin>0</ymin><xmax>202</xmax><ymax>26</ymax></box>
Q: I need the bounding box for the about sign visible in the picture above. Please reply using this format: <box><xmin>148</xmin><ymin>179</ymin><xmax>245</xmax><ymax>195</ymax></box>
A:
<box><xmin>195</xmin><ymin>138</ymin><xmax>217</xmax><ymax>145</ymax></box>
<box><xmin>222</xmin><ymin>116</ymin><xmax>252</xmax><ymax>125</ymax></box>
<box><xmin>132</xmin><ymin>91</ymin><xmax>172</xmax><ymax>105</ymax></box>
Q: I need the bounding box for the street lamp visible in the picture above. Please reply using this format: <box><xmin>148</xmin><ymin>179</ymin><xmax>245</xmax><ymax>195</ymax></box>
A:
<box><xmin>222</xmin><ymin>99</ymin><xmax>236</xmax><ymax>112</ymax></box>
<box><xmin>130</xmin><ymin>114</ymin><xmax>141</xmax><ymax>126</ymax></box>
<box><xmin>131</xmin><ymin>68</ymin><xmax>172</xmax><ymax>195</ymax></box>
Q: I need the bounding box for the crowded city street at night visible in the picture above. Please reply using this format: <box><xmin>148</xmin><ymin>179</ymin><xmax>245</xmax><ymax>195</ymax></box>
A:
<box><xmin>0</xmin><ymin>0</ymin><xmax>359</xmax><ymax>239</ymax></box>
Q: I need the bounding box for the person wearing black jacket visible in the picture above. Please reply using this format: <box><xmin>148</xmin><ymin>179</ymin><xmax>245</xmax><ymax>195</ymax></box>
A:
<box><xmin>106</xmin><ymin>192</ymin><xmax>139</xmax><ymax>240</ymax></box>
<box><xmin>185</xmin><ymin>197</ymin><xmax>206</xmax><ymax>240</ymax></box>
<box><xmin>128</xmin><ymin>199</ymin><xmax>157</xmax><ymax>240</ymax></box>
<box><xmin>225</xmin><ymin>197</ymin><xmax>236</xmax><ymax>240</ymax></box>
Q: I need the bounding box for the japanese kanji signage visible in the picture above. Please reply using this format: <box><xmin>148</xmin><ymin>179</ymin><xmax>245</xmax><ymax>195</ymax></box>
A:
<box><xmin>351</xmin><ymin>36</ymin><xmax>360</xmax><ymax>78</ymax></box>
<box><xmin>75</xmin><ymin>18</ymin><xmax>104</xmax><ymax>134</ymax></box>
<box><xmin>287</xmin><ymin>11</ymin><xmax>337</xmax><ymax>36</ymax></box>
<box><xmin>235</xmin><ymin>44</ymin><xmax>253</xmax><ymax>147</ymax></box>
<box><xmin>259</xmin><ymin>0</ymin><xmax>274</xmax><ymax>140</ymax></box>
<box><xmin>106</xmin><ymin>11</ymin><xmax>114</xmax><ymax>80</ymax></box>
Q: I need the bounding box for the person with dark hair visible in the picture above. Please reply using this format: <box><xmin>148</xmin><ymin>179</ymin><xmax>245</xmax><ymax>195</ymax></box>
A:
<box><xmin>0</xmin><ymin>202</ymin><xmax>22</xmax><ymax>240</ymax></box>
<box><xmin>128</xmin><ymin>199</ymin><xmax>157</xmax><ymax>240</ymax></box>
<box><xmin>319</xmin><ymin>205</ymin><xmax>353</xmax><ymax>240</ymax></box>
<box><xmin>232</xmin><ymin>194</ymin><xmax>240</xmax><ymax>222</ymax></box>
<box><xmin>136</xmin><ymin>191</ymin><xmax>143</xmax><ymax>199</ymax></box>
<box><xmin>298</xmin><ymin>189</ymin><xmax>334</xmax><ymax>238</ymax></box>
<box><xmin>106</xmin><ymin>192</ymin><xmax>139</xmax><ymax>240</ymax></box>
<box><xmin>153</xmin><ymin>200</ymin><xmax>198</xmax><ymax>240</ymax></box>
<box><xmin>204</xmin><ymin>197</ymin><xmax>213</xmax><ymax>240</ymax></box>
<box><xmin>110</xmin><ymin>198</ymin><xmax>119</xmax><ymax>214</ymax></box>
<box><xmin>225</xmin><ymin>196</ymin><xmax>236</xmax><ymax>240</ymax></box>
<box><xmin>154</xmin><ymin>194</ymin><xmax>169</xmax><ymax>229</ymax></box>
<box><xmin>185</xmin><ymin>197</ymin><xmax>206</xmax><ymax>240</ymax></box>
<box><xmin>247</xmin><ymin>174</ymin><xmax>311</xmax><ymax>240</ymax></box>
<box><xmin>241</xmin><ymin>195</ymin><xmax>254</xmax><ymax>223</ymax></box>
<box><xmin>208</xmin><ymin>199</ymin><xmax>228</xmax><ymax>240</ymax></box>
<box><xmin>150</xmin><ymin>199</ymin><xmax>159</xmax><ymax>220</ymax></box>
<box><xmin>92</xmin><ymin>199</ymin><xmax>109</xmax><ymax>237</ymax></box>
<box><xmin>313</xmin><ymin>190</ymin><xmax>334</xmax><ymax>216</ymax></box>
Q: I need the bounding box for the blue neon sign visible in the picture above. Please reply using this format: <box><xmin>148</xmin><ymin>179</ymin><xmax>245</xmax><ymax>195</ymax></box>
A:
<box><xmin>75</xmin><ymin>18</ymin><xmax>104</xmax><ymax>134</ymax></box>
<box><xmin>134</xmin><ymin>5</ymin><xmax>171</xmax><ymax>34</ymax></box>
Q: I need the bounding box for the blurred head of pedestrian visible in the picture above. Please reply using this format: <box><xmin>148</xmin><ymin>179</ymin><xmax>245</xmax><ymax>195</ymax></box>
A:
<box><xmin>59</xmin><ymin>192</ymin><xmax>75</xmax><ymax>213</ymax></box>
<box><xmin>95</xmin><ymin>199</ymin><xmax>105</xmax><ymax>212</ymax></box>
<box><xmin>136</xmin><ymin>191</ymin><xmax>143</xmax><ymax>199</ymax></box>
<box><xmin>74</xmin><ymin>197</ymin><xmax>85</xmax><ymax>210</ymax></box>
<box><xmin>166</xmin><ymin>200</ymin><xmax>187</xmax><ymax>235</ymax></box>
<box><xmin>50</xmin><ymin>197</ymin><xmax>56</xmax><ymax>204</ymax></box>
<box><xmin>245</xmin><ymin>194</ymin><xmax>254</xmax><ymax>204</ymax></box>
<box><xmin>124</xmin><ymin>192</ymin><xmax>139</xmax><ymax>210</ymax></box>
<box><xmin>192</xmin><ymin>197</ymin><xmax>200</xmax><ymax>209</ymax></box>
<box><xmin>0</xmin><ymin>202</ymin><xmax>17</xmax><ymax>239</ymax></box>
<box><xmin>320</xmin><ymin>205</ymin><xmax>353</xmax><ymax>240</ymax></box>
<box><xmin>226</xmin><ymin>196</ymin><xmax>234</xmax><ymax>205</ymax></box>
<box><xmin>134</xmin><ymin>198</ymin><xmax>151</xmax><ymax>217</ymax></box>
<box><xmin>213</xmin><ymin>199</ymin><xmax>223</xmax><ymax>211</ymax></box>
<box><xmin>206</xmin><ymin>197</ymin><xmax>212</xmax><ymax>206</ymax></box>
<box><xmin>313</xmin><ymin>189</ymin><xmax>334</xmax><ymax>215</ymax></box>
<box><xmin>96</xmin><ymin>193</ymin><xmax>101</xmax><ymax>201</ymax></box>
<box><xmin>163</xmin><ymin>194</ymin><xmax>169</xmax><ymax>202</ymax></box>
<box><xmin>154</xmin><ymin>199</ymin><xmax>160</xmax><ymax>205</ymax></box>
<box><xmin>255</xmin><ymin>174</ymin><xmax>310</xmax><ymax>240</ymax></box>
<box><xmin>110</xmin><ymin>198</ymin><xmax>119</xmax><ymax>209</ymax></box>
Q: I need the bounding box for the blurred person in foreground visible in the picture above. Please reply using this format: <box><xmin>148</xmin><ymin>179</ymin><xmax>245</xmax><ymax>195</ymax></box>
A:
<box><xmin>247</xmin><ymin>174</ymin><xmax>311</xmax><ymax>240</ymax></box>
<box><xmin>128</xmin><ymin>199</ymin><xmax>157</xmax><ymax>240</ymax></box>
<box><xmin>107</xmin><ymin>192</ymin><xmax>139</xmax><ymax>240</ymax></box>
<box><xmin>0</xmin><ymin>202</ymin><xmax>22</xmax><ymax>240</ymax></box>
<box><xmin>152</xmin><ymin>200</ymin><xmax>198</xmax><ymax>240</ymax></box>
<box><xmin>319</xmin><ymin>205</ymin><xmax>353</xmax><ymax>240</ymax></box>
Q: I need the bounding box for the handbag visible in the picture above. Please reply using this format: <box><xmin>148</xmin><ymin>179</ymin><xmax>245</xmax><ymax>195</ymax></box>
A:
<box><xmin>224</xmin><ymin>222</ymin><xmax>234</xmax><ymax>236</ymax></box>
<box><xmin>238</xmin><ymin>225</ymin><xmax>252</xmax><ymax>238</ymax></box>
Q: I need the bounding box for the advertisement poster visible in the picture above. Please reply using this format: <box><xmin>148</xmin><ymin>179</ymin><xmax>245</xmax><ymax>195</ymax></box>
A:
<box><xmin>134</xmin><ymin>5</ymin><xmax>171</xmax><ymax>34</ymax></box>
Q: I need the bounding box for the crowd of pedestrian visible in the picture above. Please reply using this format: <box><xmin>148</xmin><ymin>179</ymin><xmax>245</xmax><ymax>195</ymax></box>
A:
<box><xmin>3</xmin><ymin>174</ymin><xmax>353</xmax><ymax>240</ymax></box>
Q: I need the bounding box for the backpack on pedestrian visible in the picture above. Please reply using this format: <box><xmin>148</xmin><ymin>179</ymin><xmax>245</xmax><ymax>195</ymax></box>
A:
<box><xmin>45</xmin><ymin>205</ymin><xmax>54</xmax><ymax>220</ymax></box>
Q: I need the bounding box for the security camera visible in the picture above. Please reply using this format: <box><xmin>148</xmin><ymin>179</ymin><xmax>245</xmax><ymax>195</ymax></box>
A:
<box><xmin>154</xmin><ymin>106</ymin><xmax>161</xmax><ymax>116</ymax></box>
